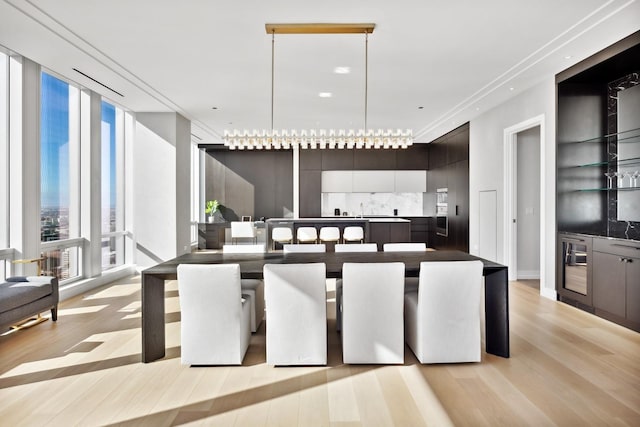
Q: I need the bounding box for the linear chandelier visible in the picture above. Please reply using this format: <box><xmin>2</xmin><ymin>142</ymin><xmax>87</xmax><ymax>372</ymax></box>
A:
<box><xmin>223</xmin><ymin>23</ymin><xmax>414</xmax><ymax>150</ymax></box>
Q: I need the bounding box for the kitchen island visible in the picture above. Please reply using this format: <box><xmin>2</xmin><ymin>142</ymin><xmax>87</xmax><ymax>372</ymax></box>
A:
<box><xmin>265</xmin><ymin>217</ymin><xmax>411</xmax><ymax>250</ymax></box>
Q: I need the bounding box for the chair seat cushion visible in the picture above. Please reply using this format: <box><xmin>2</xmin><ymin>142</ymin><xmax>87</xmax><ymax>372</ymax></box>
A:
<box><xmin>0</xmin><ymin>279</ymin><xmax>54</xmax><ymax>313</ymax></box>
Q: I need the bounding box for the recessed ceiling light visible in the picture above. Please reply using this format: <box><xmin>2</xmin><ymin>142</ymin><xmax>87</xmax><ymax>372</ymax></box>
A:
<box><xmin>509</xmin><ymin>87</ymin><xmax>515</xmax><ymax>91</ymax></box>
<box><xmin>334</xmin><ymin>66</ymin><xmax>351</xmax><ymax>74</ymax></box>
<box><xmin>319</xmin><ymin>92</ymin><xmax>333</xmax><ymax>98</ymax></box>
<box><xmin>212</xmin><ymin>106</ymin><xmax>218</xmax><ymax>110</ymax></box>
<box><xmin>475</xmin><ymin>107</ymin><xmax>480</xmax><ymax>111</ymax></box>
<box><xmin>418</xmin><ymin>106</ymin><xmax>424</xmax><ymax>110</ymax></box>
<box><xmin>564</xmin><ymin>55</ymin><xmax>572</xmax><ymax>59</ymax></box>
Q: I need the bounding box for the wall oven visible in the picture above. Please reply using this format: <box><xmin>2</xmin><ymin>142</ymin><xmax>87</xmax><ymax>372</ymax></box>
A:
<box><xmin>436</xmin><ymin>188</ymin><xmax>448</xmax><ymax>237</ymax></box>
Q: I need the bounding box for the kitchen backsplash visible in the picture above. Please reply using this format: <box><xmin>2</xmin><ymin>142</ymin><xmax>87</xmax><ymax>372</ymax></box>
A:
<box><xmin>321</xmin><ymin>192</ymin><xmax>424</xmax><ymax>217</ymax></box>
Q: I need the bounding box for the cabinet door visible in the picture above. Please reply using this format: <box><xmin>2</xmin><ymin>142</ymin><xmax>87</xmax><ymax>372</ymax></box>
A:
<box><xmin>593</xmin><ymin>251</ymin><xmax>626</xmax><ymax>318</ymax></box>
<box><xmin>395</xmin><ymin>171</ymin><xmax>426</xmax><ymax>192</ymax></box>
<box><xmin>352</xmin><ymin>171</ymin><xmax>395</xmax><ymax>192</ymax></box>
<box><xmin>321</xmin><ymin>171</ymin><xmax>352</xmax><ymax>192</ymax></box>
<box><xmin>626</xmin><ymin>256</ymin><xmax>640</xmax><ymax>324</ymax></box>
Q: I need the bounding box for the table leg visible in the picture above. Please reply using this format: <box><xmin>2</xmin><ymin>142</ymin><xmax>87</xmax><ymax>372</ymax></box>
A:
<box><xmin>484</xmin><ymin>268</ymin><xmax>510</xmax><ymax>358</ymax></box>
<box><xmin>142</xmin><ymin>273</ymin><xmax>166</xmax><ymax>363</ymax></box>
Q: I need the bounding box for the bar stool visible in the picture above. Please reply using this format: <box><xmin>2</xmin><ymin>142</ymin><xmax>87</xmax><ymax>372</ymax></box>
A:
<box><xmin>342</xmin><ymin>226</ymin><xmax>364</xmax><ymax>243</ymax></box>
<box><xmin>297</xmin><ymin>227</ymin><xmax>318</xmax><ymax>244</ymax></box>
<box><xmin>319</xmin><ymin>227</ymin><xmax>341</xmax><ymax>244</ymax></box>
<box><xmin>272</xmin><ymin>227</ymin><xmax>293</xmax><ymax>250</ymax></box>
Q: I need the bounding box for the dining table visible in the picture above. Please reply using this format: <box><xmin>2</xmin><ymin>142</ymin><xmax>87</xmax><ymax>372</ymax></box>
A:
<box><xmin>141</xmin><ymin>250</ymin><xmax>509</xmax><ymax>363</ymax></box>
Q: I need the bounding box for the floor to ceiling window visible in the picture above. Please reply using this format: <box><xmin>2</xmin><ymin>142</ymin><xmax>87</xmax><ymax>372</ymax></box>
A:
<box><xmin>101</xmin><ymin>100</ymin><xmax>125</xmax><ymax>270</ymax></box>
<box><xmin>0</xmin><ymin>50</ymin><xmax>9</xmax><ymax>280</ymax></box>
<box><xmin>40</xmin><ymin>71</ymin><xmax>80</xmax><ymax>281</ymax></box>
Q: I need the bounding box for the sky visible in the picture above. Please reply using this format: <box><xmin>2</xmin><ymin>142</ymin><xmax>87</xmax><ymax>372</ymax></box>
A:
<box><xmin>41</xmin><ymin>72</ymin><xmax>116</xmax><ymax>209</ymax></box>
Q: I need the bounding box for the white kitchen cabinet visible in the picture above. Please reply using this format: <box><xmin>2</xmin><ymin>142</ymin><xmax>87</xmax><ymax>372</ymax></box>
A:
<box><xmin>394</xmin><ymin>170</ymin><xmax>426</xmax><ymax>192</ymax></box>
<box><xmin>352</xmin><ymin>171</ymin><xmax>395</xmax><ymax>192</ymax></box>
<box><xmin>321</xmin><ymin>171</ymin><xmax>353</xmax><ymax>192</ymax></box>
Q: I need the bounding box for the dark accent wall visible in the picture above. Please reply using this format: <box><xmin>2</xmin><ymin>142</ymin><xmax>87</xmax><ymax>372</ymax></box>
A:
<box><xmin>298</xmin><ymin>146</ymin><xmax>430</xmax><ymax>217</ymax></box>
<box><xmin>204</xmin><ymin>149</ymin><xmax>293</xmax><ymax>221</ymax></box>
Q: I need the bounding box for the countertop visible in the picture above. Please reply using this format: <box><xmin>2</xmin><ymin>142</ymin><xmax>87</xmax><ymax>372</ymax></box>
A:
<box><xmin>265</xmin><ymin>217</ymin><xmax>410</xmax><ymax>223</ymax></box>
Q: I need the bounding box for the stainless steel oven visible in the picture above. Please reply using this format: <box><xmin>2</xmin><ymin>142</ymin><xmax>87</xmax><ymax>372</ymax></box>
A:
<box><xmin>436</xmin><ymin>188</ymin><xmax>448</xmax><ymax>237</ymax></box>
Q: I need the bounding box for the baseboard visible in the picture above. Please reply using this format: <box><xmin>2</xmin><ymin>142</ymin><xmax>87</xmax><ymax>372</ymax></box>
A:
<box><xmin>517</xmin><ymin>270</ymin><xmax>540</xmax><ymax>280</ymax></box>
<box><xmin>59</xmin><ymin>265</ymin><xmax>137</xmax><ymax>301</ymax></box>
<box><xmin>540</xmin><ymin>287</ymin><xmax>557</xmax><ymax>301</ymax></box>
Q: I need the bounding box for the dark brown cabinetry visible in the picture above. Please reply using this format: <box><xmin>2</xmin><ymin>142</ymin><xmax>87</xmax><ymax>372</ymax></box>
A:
<box><xmin>592</xmin><ymin>238</ymin><xmax>640</xmax><ymax>330</ymax></box>
<box><xmin>426</xmin><ymin>124</ymin><xmax>469</xmax><ymax>251</ymax></box>
<box><xmin>558</xmin><ymin>232</ymin><xmax>640</xmax><ymax>332</ymax></box>
<box><xmin>197</xmin><ymin>223</ymin><xmax>227</xmax><ymax>249</ymax></box>
<box><xmin>369</xmin><ymin>221</ymin><xmax>411</xmax><ymax>250</ymax></box>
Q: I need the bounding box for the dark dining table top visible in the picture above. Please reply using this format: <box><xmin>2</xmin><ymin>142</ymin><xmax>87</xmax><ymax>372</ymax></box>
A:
<box><xmin>142</xmin><ymin>250</ymin><xmax>506</xmax><ymax>280</ymax></box>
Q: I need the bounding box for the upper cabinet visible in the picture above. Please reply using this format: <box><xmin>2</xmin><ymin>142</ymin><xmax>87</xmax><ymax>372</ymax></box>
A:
<box><xmin>321</xmin><ymin>171</ymin><xmax>353</xmax><ymax>192</ymax></box>
<box><xmin>394</xmin><ymin>170</ymin><xmax>427</xmax><ymax>192</ymax></box>
<box><xmin>321</xmin><ymin>170</ymin><xmax>426</xmax><ymax>193</ymax></box>
<box><xmin>352</xmin><ymin>171</ymin><xmax>395</xmax><ymax>192</ymax></box>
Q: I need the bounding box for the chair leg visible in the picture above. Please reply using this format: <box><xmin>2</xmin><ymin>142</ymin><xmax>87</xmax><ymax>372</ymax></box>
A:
<box><xmin>51</xmin><ymin>307</ymin><xmax>58</xmax><ymax>321</ymax></box>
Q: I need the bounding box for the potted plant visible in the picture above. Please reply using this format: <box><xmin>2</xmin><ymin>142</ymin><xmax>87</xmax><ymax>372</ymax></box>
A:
<box><xmin>205</xmin><ymin>200</ymin><xmax>220</xmax><ymax>223</ymax></box>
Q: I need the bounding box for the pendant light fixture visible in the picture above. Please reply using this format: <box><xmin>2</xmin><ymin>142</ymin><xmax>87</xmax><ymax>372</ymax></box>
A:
<box><xmin>223</xmin><ymin>23</ymin><xmax>413</xmax><ymax>150</ymax></box>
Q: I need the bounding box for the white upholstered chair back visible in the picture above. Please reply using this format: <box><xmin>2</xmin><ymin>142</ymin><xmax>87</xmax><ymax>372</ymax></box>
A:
<box><xmin>383</xmin><ymin>243</ymin><xmax>427</xmax><ymax>252</ymax></box>
<box><xmin>335</xmin><ymin>243</ymin><xmax>378</xmax><ymax>252</ymax></box>
<box><xmin>341</xmin><ymin>262</ymin><xmax>405</xmax><ymax>364</ymax></box>
<box><xmin>405</xmin><ymin>260</ymin><xmax>484</xmax><ymax>363</ymax></box>
<box><xmin>283</xmin><ymin>244</ymin><xmax>326</xmax><ymax>253</ymax></box>
<box><xmin>177</xmin><ymin>264</ymin><xmax>251</xmax><ymax>365</ymax></box>
<box><xmin>263</xmin><ymin>263</ymin><xmax>327</xmax><ymax>365</ymax></box>
<box><xmin>231</xmin><ymin>221</ymin><xmax>257</xmax><ymax>244</ymax></box>
<box><xmin>222</xmin><ymin>244</ymin><xmax>265</xmax><ymax>253</ymax></box>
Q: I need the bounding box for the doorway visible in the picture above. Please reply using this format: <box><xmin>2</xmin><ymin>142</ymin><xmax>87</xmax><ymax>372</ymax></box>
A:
<box><xmin>503</xmin><ymin>115</ymin><xmax>547</xmax><ymax>296</ymax></box>
<box><xmin>515</xmin><ymin>126</ymin><xmax>541</xmax><ymax>280</ymax></box>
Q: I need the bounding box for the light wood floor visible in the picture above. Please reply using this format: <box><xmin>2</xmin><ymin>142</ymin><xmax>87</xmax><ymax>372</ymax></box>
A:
<box><xmin>1</xmin><ymin>276</ymin><xmax>639</xmax><ymax>426</ymax></box>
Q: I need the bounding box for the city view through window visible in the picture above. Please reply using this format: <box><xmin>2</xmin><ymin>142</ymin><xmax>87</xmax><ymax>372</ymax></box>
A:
<box><xmin>40</xmin><ymin>73</ymin><xmax>121</xmax><ymax>280</ymax></box>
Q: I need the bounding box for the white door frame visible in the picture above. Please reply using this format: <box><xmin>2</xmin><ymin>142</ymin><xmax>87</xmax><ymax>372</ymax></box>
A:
<box><xmin>503</xmin><ymin>115</ymin><xmax>546</xmax><ymax>293</ymax></box>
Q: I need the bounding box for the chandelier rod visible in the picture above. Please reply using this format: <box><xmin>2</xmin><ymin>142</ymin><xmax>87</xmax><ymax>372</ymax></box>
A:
<box><xmin>271</xmin><ymin>30</ymin><xmax>275</xmax><ymax>131</ymax></box>
<box><xmin>364</xmin><ymin>32</ymin><xmax>368</xmax><ymax>132</ymax></box>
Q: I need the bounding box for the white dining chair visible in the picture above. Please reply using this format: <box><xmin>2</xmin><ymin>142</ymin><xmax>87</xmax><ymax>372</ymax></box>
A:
<box><xmin>222</xmin><ymin>244</ymin><xmax>265</xmax><ymax>332</ymax></box>
<box><xmin>296</xmin><ymin>226</ymin><xmax>318</xmax><ymax>244</ymax></box>
<box><xmin>334</xmin><ymin>243</ymin><xmax>378</xmax><ymax>332</ymax></box>
<box><xmin>271</xmin><ymin>227</ymin><xmax>293</xmax><ymax>250</ymax></box>
<box><xmin>177</xmin><ymin>264</ymin><xmax>251</xmax><ymax>365</ymax></box>
<box><xmin>231</xmin><ymin>221</ymin><xmax>257</xmax><ymax>244</ymax></box>
<box><xmin>222</xmin><ymin>244</ymin><xmax>265</xmax><ymax>253</ymax></box>
<box><xmin>383</xmin><ymin>242</ymin><xmax>427</xmax><ymax>294</ymax></box>
<box><xmin>342</xmin><ymin>226</ymin><xmax>364</xmax><ymax>243</ymax></box>
<box><xmin>283</xmin><ymin>244</ymin><xmax>326</xmax><ymax>253</ymax></box>
<box><xmin>405</xmin><ymin>260</ymin><xmax>484</xmax><ymax>363</ymax></box>
<box><xmin>263</xmin><ymin>263</ymin><xmax>327</xmax><ymax>366</ymax></box>
<box><xmin>383</xmin><ymin>243</ymin><xmax>427</xmax><ymax>252</ymax></box>
<box><xmin>341</xmin><ymin>262</ymin><xmax>405</xmax><ymax>364</ymax></box>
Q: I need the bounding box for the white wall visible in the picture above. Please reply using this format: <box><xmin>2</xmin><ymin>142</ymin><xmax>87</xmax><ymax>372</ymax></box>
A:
<box><xmin>516</xmin><ymin>126</ymin><xmax>541</xmax><ymax>279</ymax></box>
<box><xmin>134</xmin><ymin>112</ymin><xmax>191</xmax><ymax>268</ymax></box>
<box><xmin>469</xmin><ymin>77</ymin><xmax>556</xmax><ymax>298</ymax></box>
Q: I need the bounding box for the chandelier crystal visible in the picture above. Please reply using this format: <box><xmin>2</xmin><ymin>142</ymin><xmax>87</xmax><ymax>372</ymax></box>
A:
<box><xmin>223</xmin><ymin>128</ymin><xmax>413</xmax><ymax>150</ymax></box>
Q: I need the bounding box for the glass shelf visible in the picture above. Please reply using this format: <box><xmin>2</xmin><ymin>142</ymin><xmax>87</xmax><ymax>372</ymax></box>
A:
<box><xmin>560</xmin><ymin>156</ymin><xmax>640</xmax><ymax>169</ymax></box>
<box><xmin>576</xmin><ymin>187</ymin><xmax>640</xmax><ymax>192</ymax></box>
<box><xmin>558</xmin><ymin>127</ymin><xmax>640</xmax><ymax>145</ymax></box>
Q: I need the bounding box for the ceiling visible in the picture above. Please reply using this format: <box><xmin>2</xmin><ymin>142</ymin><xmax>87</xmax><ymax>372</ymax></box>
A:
<box><xmin>1</xmin><ymin>0</ymin><xmax>639</xmax><ymax>144</ymax></box>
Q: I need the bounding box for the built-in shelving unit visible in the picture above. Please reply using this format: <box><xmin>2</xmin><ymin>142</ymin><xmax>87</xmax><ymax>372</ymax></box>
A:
<box><xmin>556</xmin><ymin>30</ymin><xmax>640</xmax><ymax>332</ymax></box>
